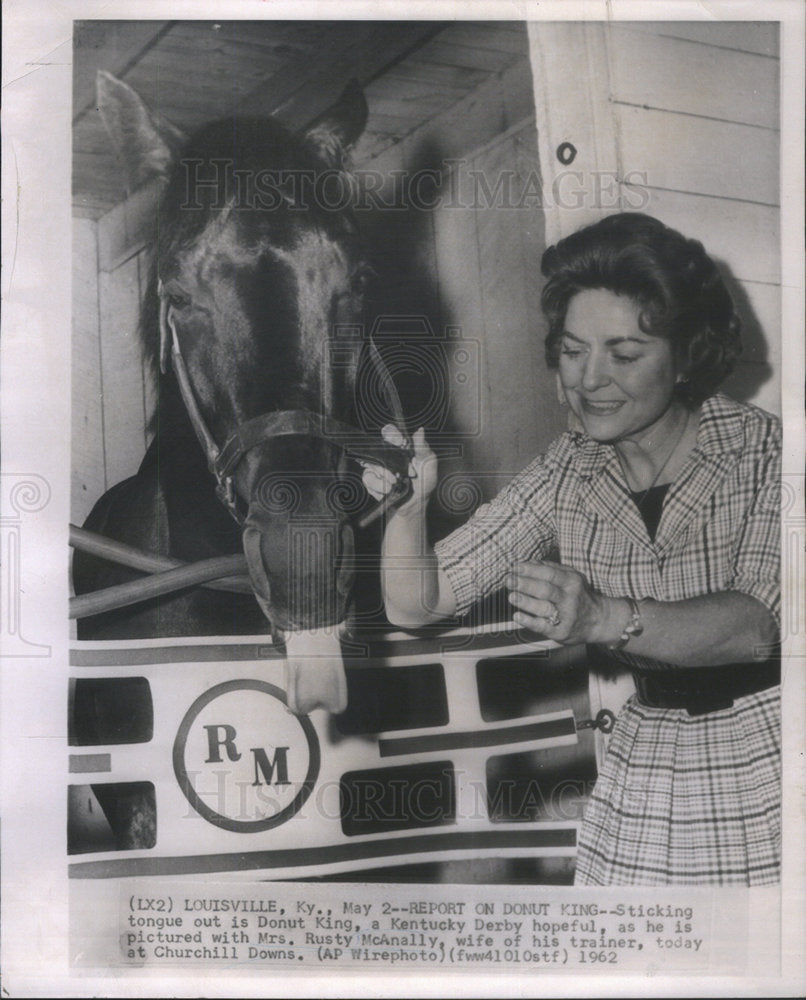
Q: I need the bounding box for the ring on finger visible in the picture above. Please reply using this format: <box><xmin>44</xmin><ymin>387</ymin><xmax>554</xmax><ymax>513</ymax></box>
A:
<box><xmin>548</xmin><ymin>607</ymin><xmax>561</xmax><ymax>627</ymax></box>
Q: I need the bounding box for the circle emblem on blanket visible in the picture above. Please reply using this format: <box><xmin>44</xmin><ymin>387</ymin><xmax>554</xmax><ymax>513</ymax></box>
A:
<box><xmin>173</xmin><ymin>680</ymin><xmax>320</xmax><ymax>832</ymax></box>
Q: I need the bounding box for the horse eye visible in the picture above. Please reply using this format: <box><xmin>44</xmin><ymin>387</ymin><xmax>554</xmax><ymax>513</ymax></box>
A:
<box><xmin>168</xmin><ymin>292</ymin><xmax>191</xmax><ymax>311</ymax></box>
<box><xmin>350</xmin><ymin>265</ymin><xmax>375</xmax><ymax>296</ymax></box>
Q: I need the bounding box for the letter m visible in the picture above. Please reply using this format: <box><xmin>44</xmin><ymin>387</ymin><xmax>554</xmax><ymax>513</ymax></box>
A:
<box><xmin>251</xmin><ymin>746</ymin><xmax>290</xmax><ymax>786</ymax></box>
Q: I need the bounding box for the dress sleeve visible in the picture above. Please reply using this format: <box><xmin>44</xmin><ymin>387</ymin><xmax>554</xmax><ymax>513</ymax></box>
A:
<box><xmin>730</xmin><ymin>415</ymin><xmax>781</xmax><ymax>630</ymax></box>
<box><xmin>433</xmin><ymin>450</ymin><xmax>560</xmax><ymax>617</ymax></box>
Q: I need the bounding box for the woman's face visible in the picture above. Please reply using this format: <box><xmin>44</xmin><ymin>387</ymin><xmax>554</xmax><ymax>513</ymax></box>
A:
<box><xmin>559</xmin><ymin>288</ymin><xmax>681</xmax><ymax>443</ymax></box>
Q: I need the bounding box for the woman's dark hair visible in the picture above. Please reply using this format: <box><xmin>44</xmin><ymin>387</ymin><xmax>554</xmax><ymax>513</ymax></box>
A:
<box><xmin>540</xmin><ymin>213</ymin><xmax>742</xmax><ymax>404</ymax></box>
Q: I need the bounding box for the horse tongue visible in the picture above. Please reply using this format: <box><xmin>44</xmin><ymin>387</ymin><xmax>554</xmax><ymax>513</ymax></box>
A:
<box><xmin>283</xmin><ymin>626</ymin><xmax>347</xmax><ymax>715</ymax></box>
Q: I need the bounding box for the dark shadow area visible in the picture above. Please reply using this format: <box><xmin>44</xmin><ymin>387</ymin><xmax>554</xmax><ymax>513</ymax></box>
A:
<box><xmin>360</xmin><ymin>137</ymin><xmax>475</xmax><ymax>547</ymax></box>
<box><xmin>715</xmin><ymin>257</ymin><xmax>774</xmax><ymax>404</ymax></box>
<box><xmin>335</xmin><ymin>663</ymin><xmax>449</xmax><ymax>736</ymax></box>
<box><xmin>340</xmin><ymin>761</ymin><xmax>455</xmax><ymax>836</ymax></box>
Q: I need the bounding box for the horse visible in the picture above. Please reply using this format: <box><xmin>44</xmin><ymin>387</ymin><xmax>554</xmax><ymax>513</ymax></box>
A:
<box><xmin>70</xmin><ymin>71</ymin><xmax>419</xmax><ymax>851</ymax></box>
<box><xmin>72</xmin><ymin>72</ymin><xmax>413</xmax><ymax>719</ymax></box>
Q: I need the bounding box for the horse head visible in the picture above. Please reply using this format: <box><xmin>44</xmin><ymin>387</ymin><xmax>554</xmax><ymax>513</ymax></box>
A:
<box><xmin>97</xmin><ymin>72</ymin><xmax>405</xmax><ymax>712</ymax></box>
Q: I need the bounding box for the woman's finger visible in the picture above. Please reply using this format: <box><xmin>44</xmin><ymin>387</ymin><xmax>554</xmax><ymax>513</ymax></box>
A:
<box><xmin>513</xmin><ymin>560</ymin><xmax>565</xmax><ymax>584</ymax></box>
<box><xmin>381</xmin><ymin>423</ymin><xmax>407</xmax><ymax>448</ymax></box>
<box><xmin>513</xmin><ymin>609</ymin><xmax>561</xmax><ymax>633</ymax></box>
<box><xmin>411</xmin><ymin>426</ymin><xmax>429</xmax><ymax>453</ymax></box>
<box><xmin>507</xmin><ymin>573</ymin><xmax>564</xmax><ymax>606</ymax></box>
<box><xmin>361</xmin><ymin>462</ymin><xmax>396</xmax><ymax>499</ymax></box>
<box><xmin>508</xmin><ymin>591</ymin><xmax>558</xmax><ymax>621</ymax></box>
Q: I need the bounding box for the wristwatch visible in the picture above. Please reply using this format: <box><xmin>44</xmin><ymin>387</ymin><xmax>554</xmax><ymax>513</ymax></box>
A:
<box><xmin>609</xmin><ymin>597</ymin><xmax>644</xmax><ymax>651</ymax></box>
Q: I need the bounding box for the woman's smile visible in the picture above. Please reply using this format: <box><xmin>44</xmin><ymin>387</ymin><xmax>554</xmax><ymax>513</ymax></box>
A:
<box><xmin>579</xmin><ymin>398</ymin><xmax>625</xmax><ymax>415</ymax></box>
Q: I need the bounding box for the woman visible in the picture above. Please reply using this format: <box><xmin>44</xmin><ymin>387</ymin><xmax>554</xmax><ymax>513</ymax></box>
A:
<box><xmin>365</xmin><ymin>212</ymin><xmax>781</xmax><ymax>886</ymax></box>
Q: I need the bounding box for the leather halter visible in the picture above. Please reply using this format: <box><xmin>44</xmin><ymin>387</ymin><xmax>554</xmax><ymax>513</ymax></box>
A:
<box><xmin>157</xmin><ymin>281</ymin><xmax>413</xmax><ymax>528</ymax></box>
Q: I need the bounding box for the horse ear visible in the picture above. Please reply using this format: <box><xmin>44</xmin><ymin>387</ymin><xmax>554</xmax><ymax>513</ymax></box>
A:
<box><xmin>304</xmin><ymin>79</ymin><xmax>368</xmax><ymax>166</ymax></box>
<box><xmin>96</xmin><ymin>70</ymin><xmax>188</xmax><ymax>192</ymax></box>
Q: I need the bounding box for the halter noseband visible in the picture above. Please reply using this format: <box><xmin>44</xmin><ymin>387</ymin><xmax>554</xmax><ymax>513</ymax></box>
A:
<box><xmin>157</xmin><ymin>280</ymin><xmax>413</xmax><ymax>528</ymax></box>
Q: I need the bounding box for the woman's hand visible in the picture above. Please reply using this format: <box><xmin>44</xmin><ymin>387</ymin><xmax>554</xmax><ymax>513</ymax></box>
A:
<box><xmin>507</xmin><ymin>560</ymin><xmax>624</xmax><ymax>645</ymax></box>
<box><xmin>369</xmin><ymin>426</ymin><xmax>456</xmax><ymax>625</ymax></box>
<box><xmin>362</xmin><ymin>425</ymin><xmax>438</xmax><ymax>519</ymax></box>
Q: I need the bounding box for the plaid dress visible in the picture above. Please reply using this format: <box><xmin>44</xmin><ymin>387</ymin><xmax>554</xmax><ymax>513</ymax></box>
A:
<box><xmin>434</xmin><ymin>394</ymin><xmax>781</xmax><ymax>885</ymax></box>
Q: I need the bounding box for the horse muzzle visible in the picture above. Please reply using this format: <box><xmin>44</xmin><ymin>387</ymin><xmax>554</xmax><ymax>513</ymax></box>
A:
<box><xmin>242</xmin><ymin>511</ymin><xmax>355</xmax><ymax>633</ymax></box>
<box><xmin>241</xmin><ymin>498</ymin><xmax>355</xmax><ymax>716</ymax></box>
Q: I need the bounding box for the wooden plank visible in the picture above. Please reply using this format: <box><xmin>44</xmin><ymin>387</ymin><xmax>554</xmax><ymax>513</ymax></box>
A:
<box><xmin>72</xmin><ymin>166</ymin><xmax>123</xmax><ymax>211</ymax></box>
<box><xmin>98</xmin><ymin>256</ymin><xmax>149</xmax><ymax>488</ymax></box>
<box><xmin>72</xmin><ymin>203</ymin><xmax>108</xmax><ymax>222</ymax></box>
<box><xmin>73</xmin><ymin>114</ymin><xmax>125</xmax><ymax>217</ymax></box>
<box><xmin>607</xmin><ymin>26</ymin><xmax>779</xmax><ymax>129</ymax></box>
<box><xmin>617</xmin><ymin>20</ymin><xmax>779</xmax><ymax>58</ymax></box>
<box><xmin>528</xmin><ymin>22</ymin><xmax>620</xmax><ymax>242</ymax></box>
<box><xmin>73</xmin><ymin>21</ymin><xmax>171</xmax><ymax>122</ymax></box>
<box><xmin>72</xmin><ymin>218</ymin><xmax>106</xmax><ymax>523</ymax></box>
<box><xmin>442</xmin><ymin>23</ymin><xmax>529</xmax><ymax>56</ymax></box>
<box><xmin>361</xmin><ymin>89</ymin><xmax>462</xmax><ymax>123</ymax></box>
<box><xmin>155</xmin><ymin>33</ymin><xmax>310</xmax><ymax>65</ymax></box>
<box><xmin>368</xmin><ymin>71</ymin><xmax>472</xmax><ymax>104</ymax></box>
<box><xmin>354</xmin><ymin>131</ymin><xmax>401</xmax><ymax>163</ymax></box>
<box><xmin>167</xmin><ymin>20</ymin><xmax>329</xmax><ymax>53</ymax></box>
<box><xmin>384</xmin><ymin>57</ymin><xmax>490</xmax><ymax>92</ymax></box>
<box><xmin>237</xmin><ymin>22</ymin><xmax>447</xmax><ymax>126</ymax></box>
<box><xmin>120</xmin><ymin>71</ymin><xmax>249</xmax><ymax>119</ymax></box>
<box><xmin>620</xmin><ymin>187</ymin><xmax>780</xmax><ymax>286</ymax></box>
<box><xmin>97</xmin><ymin>179</ymin><xmax>163</xmax><ymax>273</ymax></box>
<box><xmin>357</xmin><ymin>109</ymin><xmax>417</xmax><ymax>137</ymax></box>
<box><xmin>615</xmin><ymin>105</ymin><xmax>779</xmax><ymax>206</ymax></box>
<box><xmin>361</xmin><ymin>58</ymin><xmax>535</xmax><ymax>173</ymax></box>
<box><xmin>410</xmin><ymin>37</ymin><xmax>525</xmax><ymax>73</ymax></box>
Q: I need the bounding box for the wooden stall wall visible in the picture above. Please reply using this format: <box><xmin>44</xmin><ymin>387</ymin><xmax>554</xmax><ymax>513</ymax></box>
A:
<box><xmin>529</xmin><ymin>20</ymin><xmax>781</xmax><ymax>416</ymax></box>
<box><xmin>71</xmin><ymin>213</ymin><xmax>154</xmax><ymax>526</ymax></box>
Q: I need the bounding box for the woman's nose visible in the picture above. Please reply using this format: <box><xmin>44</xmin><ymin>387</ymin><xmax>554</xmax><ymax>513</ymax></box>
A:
<box><xmin>581</xmin><ymin>352</ymin><xmax>610</xmax><ymax>391</ymax></box>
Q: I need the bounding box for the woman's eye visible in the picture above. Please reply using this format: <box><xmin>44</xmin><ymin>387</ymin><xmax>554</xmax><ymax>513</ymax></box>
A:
<box><xmin>613</xmin><ymin>354</ymin><xmax>640</xmax><ymax>364</ymax></box>
<box><xmin>560</xmin><ymin>348</ymin><xmax>582</xmax><ymax>358</ymax></box>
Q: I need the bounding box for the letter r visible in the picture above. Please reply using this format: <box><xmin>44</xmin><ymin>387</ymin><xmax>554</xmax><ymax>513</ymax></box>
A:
<box><xmin>204</xmin><ymin>723</ymin><xmax>241</xmax><ymax>763</ymax></box>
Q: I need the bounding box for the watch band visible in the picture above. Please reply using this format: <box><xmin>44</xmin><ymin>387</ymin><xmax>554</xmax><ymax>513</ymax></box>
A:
<box><xmin>609</xmin><ymin>597</ymin><xmax>644</xmax><ymax>651</ymax></box>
